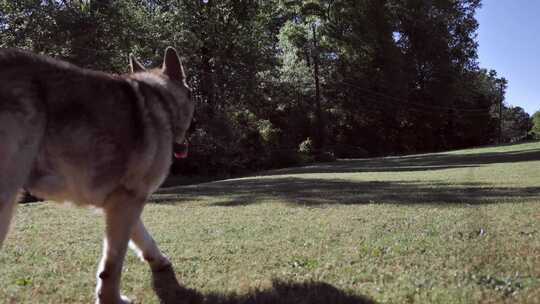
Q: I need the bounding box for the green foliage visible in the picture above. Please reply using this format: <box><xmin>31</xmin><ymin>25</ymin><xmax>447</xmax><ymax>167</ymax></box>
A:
<box><xmin>257</xmin><ymin>119</ymin><xmax>281</xmax><ymax>145</ymax></box>
<box><xmin>298</xmin><ymin>137</ymin><xmax>314</xmax><ymax>154</ymax></box>
<box><xmin>298</xmin><ymin>138</ymin><xmax>315</xmax><ymax>163</ymax></box>
<box><xmin>502</xmin><ymin>106</ymin><xmax>533</xmax><ymax>142</ymax></box>
<box><xmin>530</xmin><ymin>111</ymin><xmax>540</xmax><ymax>139</ymax></box>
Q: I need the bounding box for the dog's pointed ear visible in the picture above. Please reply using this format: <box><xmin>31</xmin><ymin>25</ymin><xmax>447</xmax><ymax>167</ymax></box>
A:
<box><xmin>129</xmin><ymin>54</ymin><xmax>146</xmax><ymax>73</ymax></box>
<box><xmin>162</xmin><ymin>47</ymin><xmax>186</xmax><ymax>82</ymax></box>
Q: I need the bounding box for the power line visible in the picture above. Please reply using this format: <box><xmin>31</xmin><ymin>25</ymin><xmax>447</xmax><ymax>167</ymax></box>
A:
<box><xmin>340</xmin><ymin>89</ymin><xmax>493</xmax><ymax>117</ymax></box>
<box><xmin>339</xmin><ymin>81</ymin><xmax>492</xmax><ymax>114</ymax></box>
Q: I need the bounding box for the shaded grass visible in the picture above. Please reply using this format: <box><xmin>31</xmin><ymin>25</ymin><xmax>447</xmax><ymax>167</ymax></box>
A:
<box><xmin>2</xmin><ymin>142</ymin><xmax>540</xmax><ymax>303</ymax></box>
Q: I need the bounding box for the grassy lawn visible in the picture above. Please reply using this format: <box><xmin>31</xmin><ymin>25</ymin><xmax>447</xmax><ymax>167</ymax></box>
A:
<box><xmin>2</xmin><ymin>142</ymin><xmax>540</xmax><ymax>303</ymax></box>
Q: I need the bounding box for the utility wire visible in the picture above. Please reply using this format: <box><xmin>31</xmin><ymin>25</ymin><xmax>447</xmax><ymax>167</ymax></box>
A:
<box><xmin>339</xmin><ymin>81</ymin><xmax>491</xmax><ymax>112</ymax></box>
<box><xmin>342</xmin><ymin>90</ymin><xmax>493</xmax><ymax>117</ymax></box>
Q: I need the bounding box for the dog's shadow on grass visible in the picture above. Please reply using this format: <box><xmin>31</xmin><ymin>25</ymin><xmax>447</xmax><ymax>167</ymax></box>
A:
<box><xmin>151</xmin><ymin>265</ymin><xmax>374</xmax><ymax>304</ymax></box>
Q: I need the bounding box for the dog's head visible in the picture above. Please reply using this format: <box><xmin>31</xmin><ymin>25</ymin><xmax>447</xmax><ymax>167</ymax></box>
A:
<box><xmin>129</xmin><ymin>48</ymin><xmax>194</xmax><ymax>158</ymax></box>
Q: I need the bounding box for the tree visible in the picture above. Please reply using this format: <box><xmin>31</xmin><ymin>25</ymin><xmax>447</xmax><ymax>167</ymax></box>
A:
<box><xmin>502</xmin><ymin>106</ymin><xmax>532</xmax><ymax>142</ymax></box>
<box><xmin>0</xmin><ymin>0</ymin><xmax>153</xmax><ymax>71</ymax></box>
<box><xmin>531</xmin><ymin>111</ymin><xmax>540</xmax><ymax>139</ymax></box>
<box><xmin>277</xmin><ymin>0</ymin><xmax>332</xmax><ymax>150</ymax></box>
<box><xmin>0</xmin><ymin>0</ymin><xmax>510</xmax><ymax>176</ymax></box>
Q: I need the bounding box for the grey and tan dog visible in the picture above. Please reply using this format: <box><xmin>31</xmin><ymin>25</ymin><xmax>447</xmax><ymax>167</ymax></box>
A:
<box><xmin>0</xmin><ymin>47</ymin><xmax>194</xmax><ymax>303</ymax></box>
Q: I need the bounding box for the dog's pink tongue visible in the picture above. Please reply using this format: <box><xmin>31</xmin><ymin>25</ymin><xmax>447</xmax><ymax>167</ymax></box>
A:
<box><xmin>174</xmin><ymin>150</ymin><xmax>188</xmax><ymax>159</ymax></box>
<box><xmin>174</xmin><ymin>142</ymin><xmax>189</xmax><ymax>159</ymax></box>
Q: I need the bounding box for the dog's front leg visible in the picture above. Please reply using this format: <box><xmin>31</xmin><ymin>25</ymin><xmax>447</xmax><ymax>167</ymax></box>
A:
<box><xmin>96</xmin><ymin>188</ymin><xmax>144</xmax><ymax>304</ymax></box>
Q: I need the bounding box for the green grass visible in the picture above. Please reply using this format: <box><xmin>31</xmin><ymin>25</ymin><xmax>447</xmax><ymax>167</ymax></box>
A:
<box><xmin>2</xmin><ymin>142</ymin><xmax>540</xmax><ymax>303</ymax></box>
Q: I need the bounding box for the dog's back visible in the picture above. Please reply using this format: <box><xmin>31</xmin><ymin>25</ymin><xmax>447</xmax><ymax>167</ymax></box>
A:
<box><xmin>0</xmin><ymin>49</ymin><xmax>161</xmax><ymax>207</ymax></box>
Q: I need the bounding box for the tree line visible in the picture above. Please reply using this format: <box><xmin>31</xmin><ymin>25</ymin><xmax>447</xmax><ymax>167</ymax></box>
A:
<box><xmin>0</xmin><ymin>0</ymin><xmax>534</xmax><ymax>176</ymax></box>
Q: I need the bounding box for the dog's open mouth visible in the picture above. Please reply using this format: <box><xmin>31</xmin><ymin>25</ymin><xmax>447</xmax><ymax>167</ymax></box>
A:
<box><xmin>173</xmin><ymin>140</ymin><xmax>189</xmax><ymax>159</ymax></box>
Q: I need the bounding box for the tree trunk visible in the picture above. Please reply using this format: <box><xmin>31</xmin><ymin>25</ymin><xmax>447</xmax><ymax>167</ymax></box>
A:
<box><xmin>312</xmin><ymin>23</ymin><xmax>324</xmax><ymax>150</ymax></box>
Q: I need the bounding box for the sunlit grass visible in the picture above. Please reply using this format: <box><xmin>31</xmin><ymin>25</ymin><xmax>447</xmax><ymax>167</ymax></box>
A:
<box><xmin>1</xmin><ymin>142</ymin><xmax>540</xmax><ymax>303</ymax></box>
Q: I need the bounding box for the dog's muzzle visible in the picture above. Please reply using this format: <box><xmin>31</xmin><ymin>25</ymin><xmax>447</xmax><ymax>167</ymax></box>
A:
<box><xmin>173</xmin><ymin>140</ymin><xmax>189</xmax><ymax>159</ymax></box>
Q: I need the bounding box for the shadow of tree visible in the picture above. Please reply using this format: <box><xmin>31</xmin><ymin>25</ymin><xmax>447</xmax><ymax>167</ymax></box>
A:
<box><xmin>153</xmin><ymin>178</ymin><xmax>540</xmax><ymax>207</ymax></box>
<box><xmin>161</xmin><ymin>145</ymin><xmax>540</xmax><ymax>189</ymax></box>
<box><xmin>259</xmin><ymin>148</ymin><xmax>540</xmax><ymax>175</ymax></box>
<box><xmin>152</xmin><ymin>146</ymin><xmax>540</xmax><ymax>207</ymax></box>
<box><xmin>151</xmin><ymin>265</ymin><xmax>374</xmax><ymax>304</ymax></box>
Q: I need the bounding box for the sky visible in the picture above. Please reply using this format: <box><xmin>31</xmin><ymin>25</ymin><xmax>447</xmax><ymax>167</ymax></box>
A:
<box><xmin>476</xmin><ymin>1</ymin><xmax>540</xmax><ymax>115</ymax></box>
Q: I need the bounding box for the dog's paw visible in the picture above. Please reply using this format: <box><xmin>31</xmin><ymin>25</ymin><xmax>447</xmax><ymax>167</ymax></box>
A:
<box><xmin>95</xmin><ymin>294</ymin><xmax>132</xmax><ymax>304</ymax></box>
<box><xmin>119</xmin><ymin>294</ymin><xmax>133</xmax><ymax>304</ymax></box>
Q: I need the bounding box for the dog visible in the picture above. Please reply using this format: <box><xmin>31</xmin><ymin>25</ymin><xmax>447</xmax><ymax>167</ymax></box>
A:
<box><xmin>0</xmin><ymin>47</ymin><xmax>194</xmax><ymax>303</ymax></box>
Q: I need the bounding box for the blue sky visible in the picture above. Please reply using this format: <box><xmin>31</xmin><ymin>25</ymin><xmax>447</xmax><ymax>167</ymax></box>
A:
<box><xmin>476</xmin><ymin>1</ymin><xmax>540</xmax><ymax>115</ymax></box>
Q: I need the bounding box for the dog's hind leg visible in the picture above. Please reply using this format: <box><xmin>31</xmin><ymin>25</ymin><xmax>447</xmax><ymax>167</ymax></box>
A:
<box><xmin>96</xmin><ymin>188</ymin><xmax>145</xmax><ymax>304</ymax></box>
<box><xmin>129</xmin><ymin>219</ymin><xmax>171</xmax><ymax>272</ymax></box>
<box><xmin>0</xmin><ymin>111</ymin><xmax>43</xmax><ymax>248</ymax></box>
<box><xmin>0</xmin><ymin>155</ymin><xmax>37</xmax><ymax>248</ymax></box>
